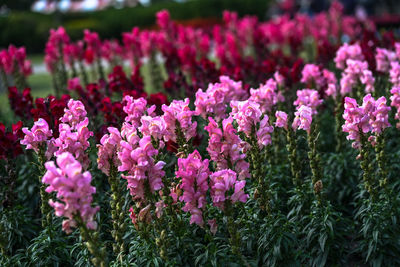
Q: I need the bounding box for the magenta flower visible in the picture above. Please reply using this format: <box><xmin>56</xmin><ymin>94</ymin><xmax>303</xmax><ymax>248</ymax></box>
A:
<box><xmin>391</xmin><ymin>86</ymin><xmax>400</xmax><ymax>128</ymax></box>
<box><xmin>176</xmin><ymin>150</ymin><xmax>210</xmax><ymax>227</ymax></box>
<box><xmin>97</xmin><ymin>127</ymin><xmax>122</xmax><ymax>175</ymax></box>
<box><xmin>123</xmin><ymin>96</ymin><xmax>155</xmax><ymax>128</ymax></box>
<box><xmin>162</xmin><ymin>98</ymin><xmax>197</xmax><ymax>143</ymax></box>
<box><xmin>194</xmin><ymin>76</ymin><xmax>247</xmax><ymax>120</ymax></box>
<box><xmin>205</xmin><ymin>117</ymin><xmax>250</xmax><ymax>179</ymax></box>
<box><xmin>292</xmin><ymin>105</ymin><xmax>313</xmax><ymax>133</ymax></box>
<box><xmin>139</xmin><ymin>115</ymin><xmax>166</xmax><ymax>144</ymax></box>
<box><xmin>210</xmin><ymin>169</ymin><xmax>248</xmax><ymax>210</ymax></box>
<box><xmin>249</xmin><ymin>79</ymin><xmax>283</xmax><ymax>113</ymax></box>
<box><xmin>293</xmin><ymin>89</ymin><xmax>323</xmax><ymax>114</ymax></box>
<box><xmin>275</xmin><ymin>111</ymin><xmax>288</xmax><ymax>130</ymax></box>
<box><xmin>230</xmin><ymin>100</ymin><xmax>262</xmax><ymax>135</ymax></box>
<box><xmin>42</xmin><ymin>152</ymin><xmax>99</xmax><ymax>233</ymax></box>
<box><xmin>375</xmin><ymin>48</ymin><xmax>396</xmax><ymax>73</ymax></box>
<box><xmin>119</xmin><ymin>136</ymin><xmax>165</xmax><ymax>201</ymax></box>
<box><xmin>54</xmin><ymin>100</ymin><xmax>93</xmax><ymax>169</ymax></box>
<box><xmin>334</xmin><ymin>43</ymin><xmax>364</xmax><ymax>70</ymax></box>
<box><xmin>370</xmin><ymin>96</ymin><xmax>391</xmax><ymax>134</ymax></box>
<box><xmin>20</xmin><ymin>118</ymin><xmax>53</xmax><ymax>153</ymax></box>
<box><xmin>390</xmin><ymin>62</ymin><xmax>400</xmax><ymax>87</ymax></box>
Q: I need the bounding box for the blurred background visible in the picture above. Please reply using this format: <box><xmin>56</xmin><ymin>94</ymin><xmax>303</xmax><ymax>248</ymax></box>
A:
<box><xmin>1</xmin><ymin>0</ymin><xmax>400</xmax><ymax>54</ymax></box>
<box><xmin>1</xmin><ymin>0</ymin><xmax>399</xmax><ymax>108</ymax></box>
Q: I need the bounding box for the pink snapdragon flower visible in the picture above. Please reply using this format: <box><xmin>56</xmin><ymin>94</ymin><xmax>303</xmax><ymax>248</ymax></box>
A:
<box><xmin>301</xmin><ymin>64</ymin><xmax>324</xmax><ymax>88</ymax></box>
<box><xmin>20</xmin><ymin>118</ymin><xmax>53</xmax><ymax>153</ymax></box>
<box><xmin>139</xmin><ymin>116</ymin><xmax>166</xmax><ymax>144</ymax></box>
<box><xmin>375</xmin><ymin>48</ymin><xmax>396</xmax><ymax>73</ymax></box>
<box><xmin>97</xmin><ymin>127</ymin><xmax>122</xmax><ymax>175</ymax></box>
<box><xmin>123</xmin><ymin>96</ymin><xmax>155</xmax><ymax>127</ymax></box>
<box><xmin>370</xmin><ymin>96</ymin><xmax>391</xmax><ymax>134</ymax></box>
<box><xmin>390</xmin><ymin>86</ymin><xmax>400</xmax><ymax>128</ymax></box>
<box><xmin>340</xmin><ymin>59</ymin><xmax>375</xmax><ymax>95</ymax></box>
<box><xmin>54</xmin><ymin>100</ymin><xmax>93</xmax><ymax>168</ymax></box>
<box><xmin>195</xmin><ymin>76</ymin><xmax>247</xmax><ymax>120</ymax></box>
<box><xmin>210</xmin><ymin>169</ymin><xmax>248</xmax><ymax>210</ymax></box>
<box><xmin>176</xmin><ymin>150</ymin><xmax>210</xmax><ymax>227</ymax></box>
<box><xmin>61</xmin><ymin>99</ymin><xmax>87</xmax><ymax>127</ymax></box>
<box><xmin>293</xmin><ymin>89</ymin><xmax>323</xmax><ymax>114</ymax></box>
<box><xmin>205</xmin><ymin>117</ymin><xmax>250</xmax><ymax>180</ymax></box>
<box><xmin>119</xmin><ymin>136</ymin><xmax>165</xmax><ymax>201</ymax></box>
<box><xmin>334</xmin><ymin>43</ymin><xmax>364</xmax><ymax>69</ymax></box>
<box><xmin>292</xmin><ymin>105</ymin><xmax>313</xmax><ymax>133</ymax></box>
<box><xmin>390</xmin><ymin>62</ymin><xmax>400</xmax><ymax>87</ymax></box>
<box><xmin>275</xmin><ymin>111</ymin><xmax>288</xmax><ymax>130</ymax></box>
<box><xmin>342</xmin><ymin>97</ymin><xmax>367</xmax><ymax>149</ymax></box>
<box><xmin>42</xmin><ymin>152</ymin><xmax>99</xmax><ymax>233</ymax></box>
<box><xmin>230</xmin><ymin>100</ymin><xmax>262</xmax><ymax>135</ymax></box>
<box><xmin>249</xmin><ymin>79</ymin><xmax>284</xmax><ymax>113</ymax></box>
<box><xmin>162</xmin><ymin>98</ymin><xmax>197</xmax><ymax>142</ymax></box>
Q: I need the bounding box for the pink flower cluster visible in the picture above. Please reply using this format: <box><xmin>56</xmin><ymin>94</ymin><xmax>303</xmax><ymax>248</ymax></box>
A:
<box><xmin>340</xmin><ymin>59</ymin><xmax>375</xmax><ymax>95</ymax></box>
<box><xmin>97</xmin><ymin>127</ymin><xmax>121</xmax><ymax>175</ymax></box>
<box><xmin>390</xmin><ymin>86</ymin><xmax>400</xmax><ymax>128</ymax></box>
<box><xmin>390</xmin><ymin>62</ymin><xmax>400</xmax><ymax>87</ymax></box>
<box><xmin>210</xmin><ymin>169</ymin><xmax>248</xmax><ymax>210</ymax></box>
<box><xmin>195</xmin><ymin>76</ymin><xmax>248</xmax><ymax>120</ymax></box>
<box><xmin>249</xmin><ymin>78</ymin><xmax>284</xmax><ymax>113</ymax></box>
<box><xmin>175</xmin><ymin>150</ymin><xmax>210</xmax><ymax>227</ymax></box>
<box><xmin>162</xmin><ymin>98</ymin><xmax>197</xmax><ymax>142</ymax></box>
<box><xmin>275</xmin><ymin>111</ymin><xmax>288</xmax><ymax>130</ymax></box>
<box><xmin>205</xmin><ymin>117</ymin><xmax>250</xmax><ymax>180</ymax></box>
<box><xmin>119</xmin><ymin>136</ymin><xmax>165</xmax><ymax>201</ymax></box>
<box><xmin>20</xmin><ymin>118</ymin><xmax>53</xmax><ymax>153</ymax></box>
<box><xmin>300</xmin><ymin>64</ymin><xmax>337</xmax><ymax>96</ymax></box>
<box><xmin>123</xmin><ymin>96</ymin><xmax>155</xmax><ymax>127</ymax></box>
<box><xmin>334</xmin><ymin>43</ymin><xmax>364</xmax><ymax>70</ymax></box>
<box><xmin>375</xmin><ymin>48</ymin><xmax>396</xmax><ymax>73</ymax></box>
<box><xmin>230</xmin><ymin>100</ymin><xmax>274</xmax><ymax>148</ymax></box>
<box><xmin>292</xmin><ymin>105</ymin><xmax>313</xmax><ymax>133</ymax></box>
<box><xmin>342</xmin><ymin>94</ymin><xmax>391</xmax><ymax>149</ymax></box>
<box><xmin>42</xmin><ymin>152</ymin><xmax>99</xmax><ymax>233</ymax></box>
<box><xmin>54</xmin><ymin>99</ymin><xmax>93</xmax><ymax>168</ymax></box>
<box><xmin>293</xmin><ymin>89</ymin><xmax>323</xmax><ymax>114</ymax></box>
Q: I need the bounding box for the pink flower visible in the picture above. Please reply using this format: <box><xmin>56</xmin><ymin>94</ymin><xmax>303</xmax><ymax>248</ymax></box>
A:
<box><xmin>340</xmin><ymin>59</ymin><xmax>375</xmax><ymax>95</ymax></box>
<box><xmin>230</xmin><ymin>100</ymin><xmax>262</xmax><ymax>135</ymax></box>
<box><xmin>61</xmin><ymin>99</ymin><xmax>87</xmax><ymax>127</ymax></box>
<box><xmin>256</xmin><ymin>116</ymin><xmax>274</xmax><ymax>148</ymax></box>
<box><xmin>119</xmin><ymin>136</ymin><xmax>165</xmax><ymax>201</ymax></box>
<box><xmin>123</xmin><ymin>96</ymin><xmax>155</xmax><ymax>128</ymax></box>
<box><xmin>370</xmin><ymin>96</ymin><xmax>391</xmax><ymax>134</ymax></box>
<box><xmin>334</xmin><ymin>43</ymin><xmax>364</xmax><ymax>69</ymax></box>
<box><xmin>42</xmin><ymin>152</ymin><xmax>99</xmax><ymax>233</ymax></box>
<box><xmin>156</xmin><ymin>9</ymin><xmax>171</xmax><ymax>30</ymax></box>
<box><xmin>194</xmin><ymin>76</ymin><xmax>247</xmax><ymax>120</ymax></box>
<box><xmin>97</xmin><ymin>127</ymin><xmax>122</xmax><ymax>175</ymax></box>
<box><xmin>275</xmin><ymin>111</ymin><xmax>288</xmax><ymax>129</ymax></box>
<box><xmin>391</xmin><ymin>86</ymin><xmax>400</xmax><ymax>128</ymax></box>
<box><xmin>375</xmin><ymin>48</ymin><xmax>396</xmax><ymax>73</ymax></box>
<box><xmin>249</xmin><ymin>79</ymin><xmax>282</xmax><ymax>113</ymax></box>
<box><xmin>176</xmin><ymin>150</ymin><xmax>210</xmax><ymax>227</ymax></box>
<box><xmin>390</xmin><ymin>62</ymin><xmax>400</xmax><ymax>87</ymax></box>
<box><xmin>54</xmin><ymin>100</ymin><xmax>93</xmax><ymax>168</ymax></box>
<box><xmin>162</xmin><ymin>98</ymin><xmax>197</xmax><ymax>142</ymax></box>
<box><xmin>139</xmin><ymin>116</ymin><xmax>166</xmax><ymax>144</ymax></box>
<box><xmin>293</xmin><ymin>89</ymin><xmax>322</xmax><ymax>114</ymax></box>
<box><xmin>301</xmin><ymin>64</ymin><xmax>324</xmax><ymax>88</ymax></box>
<box><xmin>210</xmin><ymin>169</ymin><xmax>248</xmax><ymax>210</ymax></box>
<box><xmin>292</xmin><ymin>105</ymin><xmax>313</xmax><ymax>133</ymax></box>
<box><xmin>20</xmin><ymin>118</ymin><xmax>53</xmax><ymax>153</ymax></box>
